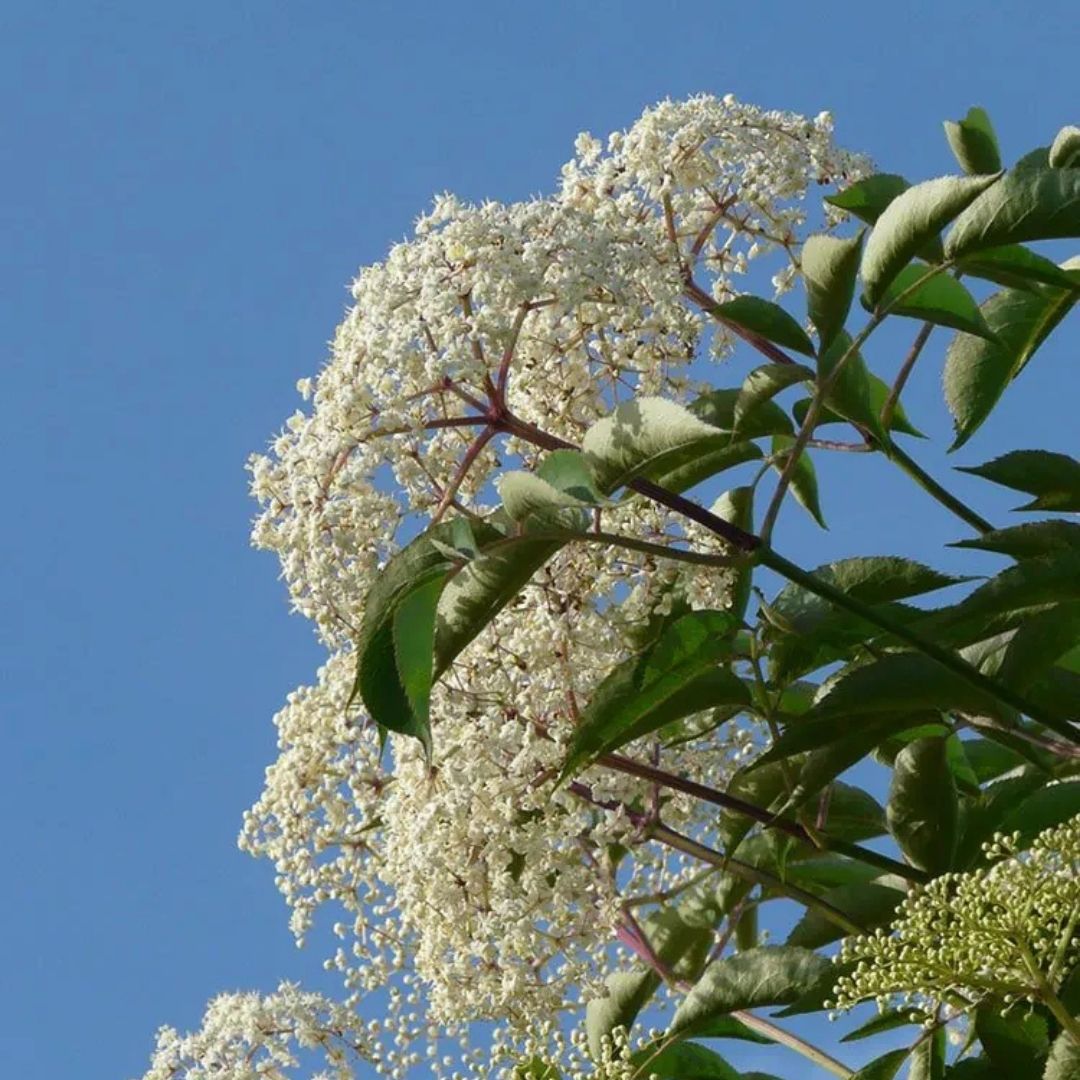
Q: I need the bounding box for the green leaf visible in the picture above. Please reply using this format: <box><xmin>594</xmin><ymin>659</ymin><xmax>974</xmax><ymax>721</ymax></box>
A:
<box><xmin>498</xmin><ymin>471</ymin><xmax>594</xmax><ymax>524</ymax></box>
<box><xmin>944</xmin><ymin>276</ymin><xmax>1080</xmax><ymax>449</ymax></box>
<box><xmin>709</xmin><ymin>295</ymin><xmax>816</xmax><ymax>358</ymax></box>
<box><xmin>849</xmin><ymin>1049</ymin><xmax>908</xmax><ymax>1080</ymax></box>
<box><xmin>945</xmin><ymin>167</ymin><xmax>1080</xmax><ymax>261</ymax></box>
<box><xmin>944</xmin><ymin>107</ymin><xmax>1002</xmax><ymax>175</ymax></box>
<box><xmin>689</xmin><ymin>387</ymin><xmax>794</xmax><ymax>438</ymax></box>
<box><xmin>887</xmin><ymin>736</ymin><xmax>959</xmax><ymax>873</ymax></box>
<box><xmin>909</xmin><ymin>1026</ymin><xmax>946</xmax><ymax>1080</ymax></box>
<box><xmin>998</xmin><ymin>603</ymin><xmax>1080</xmax><ymax>691</ymax></box>
<box><xmin>862</xmin><ymin>173</ymin><xmax>1000</xmax><ymax>304</ymax></box>
<box><xmin>956</xmin><ymin>244</ymin><xmax>1080</xmax><ymax>292</ymax></box>
<box><xmin>827</xmin><ymin>174</ymin><xmax>911</xmax><ymax>225</ymax></box>
<box><xmin>756</xmin><ymin>712</ymin><xmax>921</xmax><ymax>771</ymax></box>
<box><xmin>630</xmin><ymin>1042</ymin><xmax>741</xmax><ymax>1080</ymax></box>
<box><xmin>771</xmin><ymin>434</ymin><xmax>826</xmax><ymax>528</ymax></box>
<box><xmin>958</xmin><ymin>450</ymin><xmax>1080</xmax><ymax>511</ymax></box>
<box><xmin>787</xmin><ymin>881</ymin><xmax>904</xmax><ymax>948</ymax></box>
<box><xmin>994</xmin><ymin>780</ymin><xmax>1080</xmax><ymax>849</ymax></box>
<box><xmin>536</xmin><ymin>448</ymin><xmax>606</xmax><ymax>504</ymax></box>
<box><xmin>950</xmin><ymin>520</ymin><xmax>1080</xmax><ymax>561</ymax></box>
<box><xmin>713</xmin><ymin>487</ymin><xmax>755</xmax><ymax>620</ymax></box>
<box><xmin>975</xmin><ymin>1006</ymin><xmax>1048</xmax><ymax>1079</ymax></box>
<box><xmin>559</xmin><ymin>610</ymin><xmax>747</xmax><ymax>780</ymax></box>
<box><xmin>734</xmin><ymin>364</ymin><xmax>815</xmax><ymax>436</ymax></box>
<box><xmin>806</xmin><ymin>653</ymin><xmax>1012</xmax><ymax>724</ymax></box>
<box><xmin>581</xmin><ymin>397</ymin><xmax>735</xmax><ymax>494</ymax></box>
<box><xmin>668</xmin><ymin>947</ymin><xmax>832</xmax><ymax>1039</ymax></box>
<box><xmin>1044</xmin><ymin>1029</ymin><xmax>1080</xmax><ymax>1080</ymax></box>
<box><xmin>842</xmin><ymin>1009</ymin><xmax>919</xmax><ymax>1043</ymax></box>
<box><xmin>920</xmin><ymin>551</ymin><xmax>1080</xmax><ymax>646</ymax></box>
<box><xmin>869</xmin><ymin>264</ymin><xmax>995</xmax><ymax>338</ymax></box>
<box><xmin>959</xmin><ymin>737</ymin><xmax>1029</xmax><ymax>783</ymax></box>
<box><xmin>954</xmin><ymin>769</ymin><xmax>1047</xmax><ymax>868</ymax></box>
<box><xmin>945</xmin><ymin>1059</ymin><xmax>996</xmax><ymax>1079</ymax></box>
<box><xmin>715</xmin><ymin>760</ymin><xmax>794</xmax><ymax>853</ymax></box>
<box><xmin>353</xmin><ymin>526</ymin><xmax>464</xmax><ymax>753</ymax></box>
<box><xmin>1049</xmin><ymin>125</ymin><xmax>1080</xmax><ymax>169</ymax></box>
<box><xmin>434</xmin><ymin>532</ymin><xmax>565</xmax><ymax>673</ymax></box>
<box><xmin>642</xmin><ymin>440</ymin><xmax>763</xmax><ymax>497</ymax></box>
<box><xmin>818</xmin><ymin>331</ymin><xmax>882</xmax><ymax>438</ymax></box>
<box><xmin>802</xmin><ymin>230</ymin><xmax>864</xmax><ymax>353</ymax></box>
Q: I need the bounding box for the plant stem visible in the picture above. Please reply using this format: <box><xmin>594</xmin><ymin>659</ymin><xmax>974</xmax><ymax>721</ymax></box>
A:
<box><xmin>730</xmin><ymin>1011</ymin><xmax>855</xmax><ymax>1078</ymax></box>
<box><xmin>1022</xmin><ymin>946</ymin><xmax>1080</xmax><ymax>1045</ymax></box>
<box><xmin>650</xmin><ymin>823</ymin><xmax>866</xmax><ymax>936</ymax></box>
<box><xmin>883</xmin><ymin>438</ymin><xmax>993</xmax><ymax>534</ymax></box>
<box><xmin>600</xmin><ymin>753</ymin><xmax>927</xmax><ymax>883</ymax></box>
<box><xmin>759</xmin><ymin>547</ymin><xmax>1080</xmax><ymax>745</ymax></box>
<box><xmin>881</xmin><ymin>321</ymin><xmax>933</xmax><ymax>430</ymax></box>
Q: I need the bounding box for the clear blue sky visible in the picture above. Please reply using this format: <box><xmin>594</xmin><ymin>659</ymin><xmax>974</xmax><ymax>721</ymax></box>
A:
<box><xmin>2</xmin><ymin>3</ymin><xmax>1077</xmax><ymax>1077</ymax></box>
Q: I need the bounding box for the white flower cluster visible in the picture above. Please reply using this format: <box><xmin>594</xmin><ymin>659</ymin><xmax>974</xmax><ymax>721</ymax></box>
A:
<box><xmin>140</xmin><ymin>94</ymin><xmax>867</xmax><ymax>1079</ymax></box>
<box><xmin>141</xmin><ymin>983</ymin><xmax>374</xmax><ymax>1080</ymax></box>
<box><xmin>832</xmin><ymin>814</ymin><xmax>1080</xmax><ymax>1023</ymax></box>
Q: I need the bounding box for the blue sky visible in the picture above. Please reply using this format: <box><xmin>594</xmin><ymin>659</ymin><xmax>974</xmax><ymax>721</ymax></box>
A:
<box><xmin>2</xmin><ymin>3</ymin><xmax>1078</xmax><ymax>1077</ymax></box>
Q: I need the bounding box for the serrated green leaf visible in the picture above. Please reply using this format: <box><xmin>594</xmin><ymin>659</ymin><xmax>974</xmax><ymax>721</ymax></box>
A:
<box><xmin>954</xmin><ymin>769</ymin><xmax>1047</xmax><ymax>868</ymax></box>
<box><xmin>641</xmin><ymin>440</ymin><xmax>762</xmax><ymax>496</ymax></box>
<box><xmin>869</xmin><ymin>264</ymin><xmax>995</xmax><ymax>338</ymax></box>
<box><xmin>787</xmin><ymin>882</ymin><xmax>904</xmax><ymax>948</ymax></box>
<box><xmin>944</xmin><ymin>1059</ymin><xmax>995</xmax><ymax>1078</ymax></box>
<box><xmin>818</xmin><ymin>331</ymin><xmax>883</xmax><ymax>438</ymax></box>
<box><xmin>793</xmin><ymin>376</ymin><xmax>925</xmax><ymax>438</ymax></box>
<box><xmin>709</xmin><ymin>295</ymin><xmax>816</xmax><ymax>357</ymax></box>
<box><xmin>582</xmin><ymin>397</ymin><xmax>733</xmax><ymax>494</ymax></box>
<box><xmin>944</xmin><ymin>275</ymin><xmax>1080</xmax><ymax>449</ymax></box>
<box><xmin>849</xmin><ymin>1048</ymin><xmax>908</xmax><ymax>1080</ymax></box>
<box><xmin>806</xmin><ymin>653</ymin><xmax>1013</xmax><ymax>723</ymax></box>
<box><xmin>909</xmin><ymin>1026</ymin><xmax>946</xmax><ymax>1080</ymax></box>
<box><xmin>630</xmin><ymin>1042</ymin><xmax>741</xmax><ymax>1080</ymax></box>
<box><xmin>498</xmin><ymin>471</ymin><xmax>592</xmax><ymax>523</ymax></box>
<box><xmin>802</xmin><ymin>231</ymin><xmax>864</xmax><ymax>353</ymax></box>
<box><xmin>998</xmin><ymin>603</ymin><xmax>1080</xmax><ymax>691</ymax></box>
<box><xmin>434</xmin><ymin>533</ymin><xmax>564</xmax><ymax>673</ymax></box>
<box><xmin>994</xmin><ymin>780</ymin><xmax>1080</xmax><ymax>850</ymax></box>
<box><xmin>975</xmin><ymin>1006</ymin><xmax>1048</xmax><ymax>1079</ymax></box>
<box><xmin>826</xmin><ymin>174</ymin><xmax>911</xmax><ymax>225</ymax></box>
<box><xmin>536</xmin><ymin>448</ymin><xmax>605</xmax><ymax>504</ymax></box>
<box><xmin>689</xmin><ymin>388</ymin><xmax>795</xmax><ymax>439</ymax></box>
<box><xmin>669</xmin><ymin>947</ymin><xmax>832</xmax><ymax>1039</ymax></box>
<box><xmin>958</xmin><ymin>450</ymin><xmax>1080</xmax><ymax>511</ymax></box>
<box><xmin>1044</xmin><ymin>1029</ymin><xmax>1080</xmax><ymax>1080</ymax></box>
<box><xmin>887</xmin><ymin>736</ymin><xmax>959</xmax><ymax>873</ymax></box>
<box><xmin>734</xmin><ymin>364</ymin><xmax>815</xmax><ymax>436</ymax></box>
<box><xmin>959</xmin><ymin>737</ymin><xmax>1029</xmax><ymax>783</ymax></box>
<box><xmin>945</xmin><ymin>167</ymin><xmax>1080</xmax><ymax>260</ymax></box>
<box><xmin>771</xmin><ymin>434</ymin><xmax>826</xmax><ymax>528</ymax></box>
<box><xmin>944</xmin><ymin>107</ymin><xmax>1002</xmax><ymax>175</ymax></box>
<box><xmin>862</xmin><ymin>174</ymin><xmax>1000</xmax><ymax>303</ymax></box>
<box><xmin>956</xmin><ymin>245</ymin><xmax>1080</xmax><ymax>292</ymax></box>
<box><xmin>950</xmin><ymin>521</ymin><xmax>1080</xmax><ymax>560</ymax></box>
<box><xmin>1049</xmin><ymin>125</ymin><xmax>1080</xmax><ymax>169</ymax></box>
<box><xmin>560</xmin><ymin>610</ymin><xmax>746</xmax><ymax>780</ymax></box>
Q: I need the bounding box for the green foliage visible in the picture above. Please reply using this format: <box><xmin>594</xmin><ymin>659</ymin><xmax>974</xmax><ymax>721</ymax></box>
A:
<box><xmin>944</xmin><ymin>107</ymin><xmax>1002</xmax><ymax>175</ymax></box>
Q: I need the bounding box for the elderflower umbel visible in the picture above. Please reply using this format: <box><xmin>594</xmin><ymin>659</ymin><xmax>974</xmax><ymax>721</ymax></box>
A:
<box><xmin>831</xmin><ymin>814</ymin><xmax>1080</xmax><ymax>1024</ymax></box>
<box><xmin>234</xmin><ymin>93</ymin><xmax>867</xmax><ymax>1073</ymax></box>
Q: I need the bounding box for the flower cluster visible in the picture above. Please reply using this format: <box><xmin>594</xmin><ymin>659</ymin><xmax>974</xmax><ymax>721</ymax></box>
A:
<box><xmin>141</xmin><ymin>983</ymin><xmax>375</xmax><ymax>1080</ymax></box>
<box><xmin>138</xmin><ymin>93</ymin><xmax>867</xmax><ymax>1079</ymax></box>
<box><xmin>831</xmin><ymin>814</ymin><xmax>1080</xmax><ymax>1023</ymax></box>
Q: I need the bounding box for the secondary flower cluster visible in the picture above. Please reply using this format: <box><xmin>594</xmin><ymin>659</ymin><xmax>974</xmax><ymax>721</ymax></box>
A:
<box><xmin>831</xmin><ymin>814</ymin><xmax>1080</xmax><ymax>1023</ymax></box>
<box><xmin>139</xmin><ymin>94</ymin><xmax>866</xmax><ymax>1079</ymax></box>
<box><xmin>142</xmin><ymin>984</ymin><xmax>375</xmax><ymax>1080</ymax></box>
